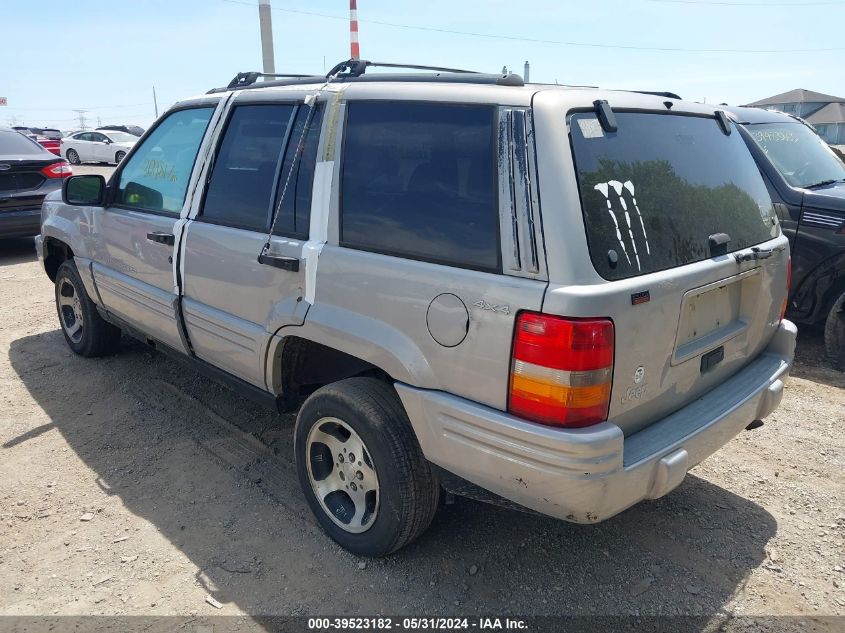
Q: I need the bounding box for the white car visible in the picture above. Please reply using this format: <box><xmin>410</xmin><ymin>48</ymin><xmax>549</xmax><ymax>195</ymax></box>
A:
<box><xmin>61</xmin><ymin>130</ymin><xmax>137</xmax><ymax>165</ymax></box>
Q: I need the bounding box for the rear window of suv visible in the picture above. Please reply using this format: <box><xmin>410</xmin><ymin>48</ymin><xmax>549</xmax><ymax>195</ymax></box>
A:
<box><xmin>570</xmin><ymin>112</ymin><xmax>778</xmax><ymax>280</ymax></box>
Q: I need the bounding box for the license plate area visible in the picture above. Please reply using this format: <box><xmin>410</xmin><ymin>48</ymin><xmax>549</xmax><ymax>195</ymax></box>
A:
<box><xmin>673</xmin><ymin>268</ymin><xmax>761</xmax><ymax>365</ymax></box>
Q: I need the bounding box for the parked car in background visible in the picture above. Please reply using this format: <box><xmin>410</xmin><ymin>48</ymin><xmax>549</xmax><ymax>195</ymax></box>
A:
<box><xmin>38</xmin><ymin>63</ymin><xmax>794</xmax><ymax>556</ymax></box>
<box><xmin>97</xmin><ymin>124</ymin><xmax>145</xmax><ymax>137</ymax></box>
<box><xmin>61</xmin><ymin>130</ymin><xmax>138</xmax><ymax>165</ymax></box>
<box><xmin>728</xmin><ymin>106</ymin><xmax>845</xmax><ymax>368</ymax></box>
<box><xmin>0</xmin><ymin>126</ymin><xmax>71</xmax><ymax>238</ymax></box>
<box><xmin>11</xmin><ymin>126</ymin><xmax>63</xmax><ymax>155</ymax></box>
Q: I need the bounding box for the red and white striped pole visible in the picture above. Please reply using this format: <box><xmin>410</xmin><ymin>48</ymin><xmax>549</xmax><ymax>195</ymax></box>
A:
<box><xmin>349</xmin><ymin>0</ymin><xmax>360</xmax><ymax>60</ymax></box>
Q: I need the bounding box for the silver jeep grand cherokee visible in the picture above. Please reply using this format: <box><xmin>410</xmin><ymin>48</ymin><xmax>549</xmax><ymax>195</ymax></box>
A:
<box><xmin>37</xmin><ymin>61</ymin><xmax>795</xmax><ymax>556</ymax></box>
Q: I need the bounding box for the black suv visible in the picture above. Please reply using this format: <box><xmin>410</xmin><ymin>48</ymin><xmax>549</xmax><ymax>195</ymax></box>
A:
<box><xmin>728</xmin><ymin>106</ymin><xmax>845</xmax><ymax>368</ymax></box>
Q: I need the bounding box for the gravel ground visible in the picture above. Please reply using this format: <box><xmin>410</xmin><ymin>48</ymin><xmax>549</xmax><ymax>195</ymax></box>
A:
<box><xmin>0</xmin><ymin>236</ymin><xmax>843</xmax><ymax>627</ymax></box>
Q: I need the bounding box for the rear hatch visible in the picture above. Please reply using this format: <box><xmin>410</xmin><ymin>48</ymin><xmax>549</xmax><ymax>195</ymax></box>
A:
<box><xmin>543</xmin><ymin>108</ymin><xmax>788</xmax><ymax>436</ymax></box>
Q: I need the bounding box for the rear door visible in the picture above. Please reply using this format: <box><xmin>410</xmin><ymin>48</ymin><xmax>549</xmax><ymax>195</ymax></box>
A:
<box><xmin>89</xmin><ymin>106</ymin><xmax>214</xmax><ymax>351</ymax></box>
<box><xmin>73</xmin><ymin>133</ymin><xmax>96</xmax><ymax>162</ymax></box>
<box><xmin>542</xmin><ymin>107</ymin><xmax>786</xmax><ymax>435</ymax></box>
<box><xmin>180</xmin><ymin>101</ymin><xmax>321</xmax><ymax>388</ymax></box>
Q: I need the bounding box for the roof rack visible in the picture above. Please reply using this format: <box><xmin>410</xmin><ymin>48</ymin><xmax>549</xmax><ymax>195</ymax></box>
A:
<box><xmin>630</xmin><ymin>90</ymin><xmax>682</xmax><ymax>100</ymax></box>
<box><xmin>326</xmin><ymin>59</ymin><xmax>479</xmax><ymax>77</ymax></box>
<box><xmin>226</xmin><ymin>71</ymin><xmax>320</xmax><ymax>90</ymax></box>
<box><xmin>208</xmin><ymin>59</ymin><xmax>524</xmax><ymax>94</ymax></box>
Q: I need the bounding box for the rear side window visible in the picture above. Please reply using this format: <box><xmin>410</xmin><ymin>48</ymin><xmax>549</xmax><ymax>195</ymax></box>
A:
<box><xmin>341</xmin><ymin>102</ymin><xmax>499</xmax><ymax>271</ymax></box>
<box><xmin>116</xmin><ymin>107</ymin><xmax>213</xmax><ymax>215</ymax></box>
<box><xmin>571</xmin><ymin>112</ymin><xmax>778</xmax><ymax>280</ymax></box>
<box><xmin>202</xmin><ymin>104</ymin><xmax>296</xmax><ymax>231</ymax></box>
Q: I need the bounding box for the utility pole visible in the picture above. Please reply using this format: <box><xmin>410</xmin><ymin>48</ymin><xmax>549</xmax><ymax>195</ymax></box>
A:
<box><xmin>153</xmin><ymin>86</ymin><xmax>159</xmax><ymax>118</ymax></box>
<box><xmin>258</xmin><ymin>0</ymin><xmax>276</xmax><ymax>76</ymax></box>
<box><xmin>349</xmin><ymin>0</ymin><xmax>360</xmax><ymax>60</ymax></box>
<box><xmin>524</xmin><ymin>61</ymin><xmax>530</xmax><ymax>83</ymax></box>
<box><xmin>72</xmin><ymin>109</ymin><xmax>89</xmax><ymax>130</ymax></box>
<box><xmin>97</xmin><ymin>116</ymin><xmax>102</xmax><ymax>127</ymax></box>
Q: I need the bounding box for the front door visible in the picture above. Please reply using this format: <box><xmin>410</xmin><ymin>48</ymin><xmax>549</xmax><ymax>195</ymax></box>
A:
<box><xmin>180</xmin><ymin>101</ymin><xmax>323</xmax><ymax>387</ymax></box>
<box><xmin>90</xmin><ymin>106</ymin><xmax>215</xmax><ymax>352</ymax></box>
<box><xmin>89</xmin><ymin>132</ymin><xmax>111</xmax><ymax>163</ymax></box>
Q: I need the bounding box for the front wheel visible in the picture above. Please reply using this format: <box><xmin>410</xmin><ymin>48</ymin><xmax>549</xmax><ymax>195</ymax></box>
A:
<box><xmin>55</xmin><ymin>260</ymin><xmax>121</xmax><ymax>357</ymax></box>
<box><xmin>114</xmin><ymin>150</ymin><xmax>126</xmax><ymax>164</ymax></box>
<box><xmin>294</xmin><ymin>377</ymin><xmax>439</xmax><ymax>557</ymax></box>
<box><xmin>824</xmin><ymin>290</ymin><xmax>845</xmax><ymax>370</ymax></box>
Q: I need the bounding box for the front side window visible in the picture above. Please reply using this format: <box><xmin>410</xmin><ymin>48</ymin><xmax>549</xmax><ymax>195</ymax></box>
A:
<box><xmin>115</xmin><ymin>107</ymin><xmax>213</xmax><ymax>214</ymax></box>
<box><xmin>201</xmin><ymin>104</ymin><xmax>295</xmax><ymax>231</ymax></box>
<box><xmin>571</xmin><ymin>112</ymin><xmax>778</xmax><ymax>281</ymax></box>
<box><xmin>745</xmin><ymin>121</ymin><xmax>845</xmax><ymax>189</ymax></box>
<box><xmin>341</xmin><ymin>101</ymin><xmax>499</xmax><ymax>271</ymax></box>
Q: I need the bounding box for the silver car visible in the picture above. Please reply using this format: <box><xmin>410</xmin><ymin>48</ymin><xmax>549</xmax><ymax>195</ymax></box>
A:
<box><xmin>37</xmin><ymin>61</ymin><xmax>795</xmax><ymax>556</ymax></box>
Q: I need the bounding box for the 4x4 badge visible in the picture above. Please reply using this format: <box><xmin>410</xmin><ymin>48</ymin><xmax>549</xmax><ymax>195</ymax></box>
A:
<box><xmin>473</xmin><ymin>300</ymin><xmax>510</xmax><ymax>315</ymax></box>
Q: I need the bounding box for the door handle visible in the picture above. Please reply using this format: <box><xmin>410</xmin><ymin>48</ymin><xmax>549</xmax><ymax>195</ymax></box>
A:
<box><xmin>258</xmin><ymin>253</ymin><xmax>300</xmax><ymax>272</ymax></box>
<box><xmin>146</xmin><ymin>231</ymin><xmax>175</xmax><ymax>246</ymax></box>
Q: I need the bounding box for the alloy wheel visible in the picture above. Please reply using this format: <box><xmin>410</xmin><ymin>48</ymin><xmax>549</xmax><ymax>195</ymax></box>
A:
<box><xmin>58</xmin><ymin>277</ymin><xmax>84</xmax><ymax>344</ymax></box>
<box><xmin>305</xmin><ymin>417</ymin><xmax>380</xmax><ymax>533</ymax></box>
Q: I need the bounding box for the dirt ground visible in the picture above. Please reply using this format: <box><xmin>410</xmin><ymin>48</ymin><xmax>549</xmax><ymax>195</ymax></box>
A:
<box><xmin>1</xmin><ymin>234</ymin><xmax>843</xmax><ymax>626</ymax></box>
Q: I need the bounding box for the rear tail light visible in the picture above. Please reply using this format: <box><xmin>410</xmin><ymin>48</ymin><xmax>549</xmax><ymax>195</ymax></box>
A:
<box><xmin>780</xmin><ymin>256</ymin><xmax>791</xmax><ymax>321</ymax></box>
<box><xmin>509</xmin><ymin>312</ymin><xmax>614</xmax><ymax>428</ymax></box>
<box><xmin>41</xmin><ymin>161</ymin><xmax>72</xmax><ymax>179</ymax></box>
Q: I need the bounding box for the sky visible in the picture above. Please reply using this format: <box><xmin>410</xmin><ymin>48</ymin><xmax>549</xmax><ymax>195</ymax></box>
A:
<box><xmin>1</xmin><ymin>0</ymin><xmax>844</xmax><ymax>131</ymax></box>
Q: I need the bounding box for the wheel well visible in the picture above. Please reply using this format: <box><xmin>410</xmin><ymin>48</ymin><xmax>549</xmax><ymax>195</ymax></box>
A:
<box><xmin>277</xmin><ymin>337</ymin><xmax>390</xmax><ymax>412</ymax></box>
<box><xmin>43</xmin><ymin>238</ymin><xmax>74</xmax><ymax>282</ymax></box>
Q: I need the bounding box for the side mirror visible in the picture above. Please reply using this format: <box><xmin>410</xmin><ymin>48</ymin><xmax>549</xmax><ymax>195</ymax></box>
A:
<box><xmin>103</xmin><ymin>138</ymin><xmax>112</xmax><ymax>144</ymax></box>
<box><xmin>63</xmin><ymin>174</ymin><xmax>106</xmax><ymax>206</ymax></box>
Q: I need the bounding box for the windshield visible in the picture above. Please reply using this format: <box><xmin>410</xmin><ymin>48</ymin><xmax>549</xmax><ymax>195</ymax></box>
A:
<box><xmin>570</xmin><ymin>112</ymin><xmax>778</xmax><ymax>281</ymax></box>
<box><xmin>745</xmin><ymin>121</ymin><xmax>845</xmax><ymax>189</ymax></box>
<box><xmin>105</xmin><ymin>131</ymin><xmax>137</xmax><ymax>143</ymax></box>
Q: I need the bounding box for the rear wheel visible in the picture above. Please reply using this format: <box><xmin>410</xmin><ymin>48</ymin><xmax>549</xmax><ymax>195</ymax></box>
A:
<box><xmin>294</xmin><ymin>377</ymin><xmax>439</xmax><ymax>557</ymax></box>
<box><xmin>55</xmin><ymin>260</ymin><xmax>121</xmax><ymax>357</ymax></box>
<box><xmin>824</xmin><ymin>290</ymin><xmax>845</xmax><ymax>370</ymax></box>
<box><xmin>114</xmin><ymin>150</ymin><xmax>126</xmax><ymax>164</ymax></box>
<box><xmin>66</xmin><ymin>149</ymin><xmax>80</xmax><ymax>165</ymax></box>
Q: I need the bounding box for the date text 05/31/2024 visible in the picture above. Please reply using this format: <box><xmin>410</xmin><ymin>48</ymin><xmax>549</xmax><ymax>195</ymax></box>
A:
<box><xmin>307</xmin><ymin>617</ymin><xmax>528</xmax><ymax>630</ymax></box>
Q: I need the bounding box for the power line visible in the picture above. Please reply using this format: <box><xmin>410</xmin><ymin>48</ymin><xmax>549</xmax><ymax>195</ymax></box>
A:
<box><xmin>221</xmin><ymin>0</ymin><xmax>845</xmax><ymax>53</ymax></box>
<box><xmin>2</xmin><ymin>101</ymin><xmax>153</xmax><ymax>112</ymax></box>
<box><xmin>648</xmin><ymin>0</ymin><xmax>844</xmax><ymax>5</ymax></box>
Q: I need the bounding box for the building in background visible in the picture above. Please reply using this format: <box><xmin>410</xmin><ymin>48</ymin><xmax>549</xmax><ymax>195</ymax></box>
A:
<box><xmin>805</xmin><ymin>103</ymin><xmax>845</xmax><ymax>146</ymax></box>
<box><xmin>745</xmin><ymin>89</ymin><xmax>845</xmax><ymax>145</ymax></box>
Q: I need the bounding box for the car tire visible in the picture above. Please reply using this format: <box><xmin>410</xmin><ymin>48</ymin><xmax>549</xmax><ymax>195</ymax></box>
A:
<box><xmin>55</xmin><ymin>260</ymin><xmax>121</xmax><ymax>357</ymax></box>
<box><xmin>66</xmin><ymin>149</ymin><xmax>81</xmax><ymax>165</ymax></box>
<box><xmin>294</xmin><ymin>377</ymin><xmax>439</xmax><ymax>557</ymax></box>
<box><xmin>824</xmin><ymin>290</ymin><xmax>845</xmax><ymax>370</ymax></box>
<box><xmin>114</xmin><ymin>151</ymin><xmax>126</xmax><ymax>164</ymax></box>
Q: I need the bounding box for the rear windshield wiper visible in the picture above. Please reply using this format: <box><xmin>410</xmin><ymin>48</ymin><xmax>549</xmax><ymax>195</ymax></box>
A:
<box><xmin>804</xmin><ymin>178</ymin><xmax>843</xmax><ymax>189</ymax></box>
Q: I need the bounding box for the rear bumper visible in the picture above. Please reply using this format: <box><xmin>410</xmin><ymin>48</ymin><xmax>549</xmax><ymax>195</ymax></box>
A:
<box><xmin>0</xmin><ymin>208</ymin><xmax>41</xmax><ymax>238</ymax></box>
<box><xmin>397</xmin><ymin>319</ymin><xmax>796</xmax><ymax>523</ymax></box>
